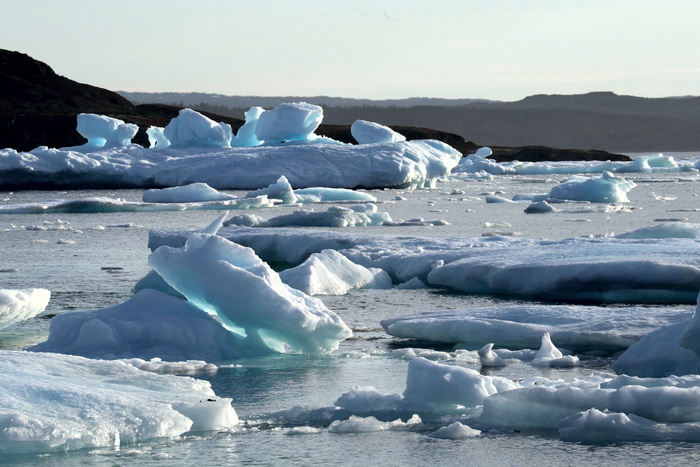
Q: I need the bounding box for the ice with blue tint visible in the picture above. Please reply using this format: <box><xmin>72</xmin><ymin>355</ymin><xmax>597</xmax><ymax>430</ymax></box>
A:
<box><xmin>155</xmin><ymin>227</ymin><xmax>700</xmax><ymax>304</ymax></box>
<box><xmin>612</xmin><ymin>293</ymin><xmax>700</xmax><ymax>377</ymax></box>
<box><xmin>148</xmin><ymin>233</ymin><xmax>352</xmax><ymax>354</ymax></box>
<box><xmin>69</xmin><ymin>113</ymin><xmax>138</xmax><ymax>151</ymax></box>
<box><xmin>245</xmin><ymin>175</ymin><xmax>378</xmax><ymax>204</ymax></box>
<box><xmin>381</xmin><ymin>304</ymin><xmax>687</xmax><ymax>353</ymax></box>
<box><xmin>162</xmin><ymin>108</ymin><xmax>234</xmax><ymax>148</ymax></box>
<box><xmin>0</xmin><ymin>195</ymin><xmax>274</xmax><ymax>214</ymax></box>
<box><xmin>254</xmin><ymin>102</ymin><xmax>324</xmax><ymax>144</ymax></box>
<box><xmin>29</xmin><ymin>289</ymin><xmax>244</xmax><ymax>361</ymax></box>
<box><xmin>143</xmin><ymin>182</ymin><xmax>237</xmax><ymax>203</ymax></box>
<box><xmin>0</xmin><ymin>288</ymin><xmax>50</xmax><ymax>330</ymax></box>
<box><xmin>234</xmin><ymin>106</ymin><xmax>264</xmax><ymax>147</ymax></box>
<box><xmin>246</xmin><ymin>175</ymin><xmax>298</xmax><ymax>203</ymax></box>
<box><xmin>547</xmin><ymin>171</ymin><xmax>636</xmax><ymax>202</ymax></box>
<box><xmin>0</xmin><ymin>350</ymin><xmax>237</xmax><ymax>454</ymax></box>
<box><xmin>351</xmin><ymin>120</ymin><xmax>406</xmax><ymax>144</ymax></box>
<box><xmin>223</xmin><ymin>204</ymin><xmax>391</xmax><ymax>228</ymax></box>
<box><xmin>146</xmin><ymin>125</ymin><xmax>169</xmax><ymax>148</ymax></box>
<box><xmin>280</xmin><ymin>249</ymin><xmax>392</xmax><ymax>295</ymax></box>
<box><xmin>616</xmin><ymin>222</ymin><xmax>700</xmax><ymax>239</ymax></box>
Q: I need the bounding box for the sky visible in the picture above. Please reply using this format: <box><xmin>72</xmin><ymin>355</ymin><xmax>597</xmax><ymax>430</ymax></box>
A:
<box><xmin>2</xmin><ymin>0</ymin><xmax>699</xmax><ymax>101</ymax></box>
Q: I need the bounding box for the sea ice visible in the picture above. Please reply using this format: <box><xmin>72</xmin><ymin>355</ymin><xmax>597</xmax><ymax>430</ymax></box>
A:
<box><xmin>148</xmin><ymin>233</ymin><xmax>352</xmax><ymax>354</ymax></box>
<box><xmin>477</xmin><ymin>343</ymin><xmax>507</xmax><ymax>367</ymax></box>
<box><xmin>223</xmin><ymin>204</ymin><xmax>391</xmax><ymax>228</ymax></box>
<box><xmin>532</xmin><ymin>332</ymin><xmax>580</xmax><ymax>367</ymax></box>
<box><xmin>0</xmin><ymin>350</ymin><xmax>237</xmax><ymax>454</ymax></box>
<box><xmin>547</xmin><ymin>171</ymin><xmax>636</xmax><ymax>203</ymax></box>
<box><xmin>234</xmin><ymin>106</ymin><xmax>264</xmax><ymax>147</ymax></box>
<box><xmin>351</xmin><ymin>120</ymin><xmax>406</xmax><ymax>144</ymax></box>
<box><xmin>280</xmin><ymin>249</ymin><xmax>392</xmax><ymax>295</ymax></box>
<box><xmin>430</xmin><ymin>422</ymin><xmax>481</xmax><ymax>439</ymax></box>
<box><xmin>143</xmin><ymin>182</ymin><xmax>237</xmax><ymax>203</ymax></box>
<box><xmin>0</xmin><ymin>288</ymin><xmax>50</xmax><ymax>330</ymax></box>
<box><xmin>328</xmin><ymin>415</ymin><xmax>421</xmax><ymax>434</ymax></box>
<box><xmin>29</xmin><ymin>289</ymin><xmax>244</xmax><ymax>361</ymax></box>
<box><xmin>616</xmin><ymin>222</ymin><xmax>700</xmax><ymax>239</ymax></box>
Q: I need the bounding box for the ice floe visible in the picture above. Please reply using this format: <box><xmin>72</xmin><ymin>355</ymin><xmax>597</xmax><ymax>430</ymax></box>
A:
<box><xmin>0</xmin><ymin>350</ymin><xmax>237</xmax><ymax>454</ymax></box>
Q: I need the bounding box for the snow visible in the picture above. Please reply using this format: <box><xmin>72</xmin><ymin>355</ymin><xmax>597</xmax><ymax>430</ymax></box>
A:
<box><xmin>351</xmin><ymin>120</ymin><xmax>406</xmax><ymax>144</ymax></box>
<box><xmin>254</xmin><ymin>102</ymin><xmax>324</xmax><ymax>144</ymax></box>
<box><xmin>0</xmin><ymin>350</ymin><xmax>237</xmax><ymax>454</ymax></box>
<box><xmin>612</xmin><ymin>292</ymin><xmax>700</xmax><ymax>377</ymax></box>
<box><xmin>162</xmin><ymin>108</ymin><xmax>233</xmax><ymax>148</ymax></box>
<box><xmin>152</xmin><ymin>227</ymin><xmax>700</xmax><ymax>304</ymax></box>
<box><xmin>29</xmin><ymin>289</ymin><xmax>244</xmax><ymax>361</ymax></box>
<box><xmin>279</xmin><ymin>249</ymin><xmax>392</xmax><ymax>295</ymax></box>
<box><xmin>148</xmin><ymin>233</ymin><xmax>352</xmax><ymax>354</ymax></box>
<box><xmin>0</xmin><ymin>289</ymin><xmax>50</xmax><ymax>330</ymax></box>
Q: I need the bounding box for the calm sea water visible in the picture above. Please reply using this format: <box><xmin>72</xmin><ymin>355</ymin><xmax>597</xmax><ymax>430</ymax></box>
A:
<box><xmin>2</xmin><ymin>154</ymin><xmax>700</xmax><ymax>465</ymax></box>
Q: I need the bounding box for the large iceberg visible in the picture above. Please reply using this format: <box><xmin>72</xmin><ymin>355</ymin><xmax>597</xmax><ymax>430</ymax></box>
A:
<box><xmin>0</xmin><ymin>289</ymin><xmax>50</xmax><ymax>330</ymax></box>
<box><xmin>148</xmin><ymin>233</ymin><xmax>352</xmax><ymax>354</ymax></box>
<box><xmin>0</xmin><ymin>350</ymin><xmax>237</xmax><ymax>454</ymax></box>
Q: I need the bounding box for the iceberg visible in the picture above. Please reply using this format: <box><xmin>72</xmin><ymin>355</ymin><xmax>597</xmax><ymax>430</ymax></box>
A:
<box><xmin>547</xmin><ymin>171</ymin><xmax>636</xmax><ymax>203</ymax></box>
<box><xmin>71</xmin><ymin>113</ymin><xmax>138</xmax><ymax>151</ymax></box>
<box><xmin>280</xmin><ymin>249</ymin><xmax>392</xmax><ymax>295</ymax></box>
<box><xmin>162</xmin><ymin>108</ymin><xmax>233</xmax><ymax>148</ymax></box>
<box><xmin>0</xmin><ymin>288</ymin><xmax>50</xmax><ymax>330</ymax></box>
<box><xmin>351</xmin><ymin>120</ymin><xmax>406</xmax><ymax>144</ymax></box>
<box><xmin>254</xmin><ymin>102</ymin><xmax>323</xmax><ymax>144</ymax></box>
<box><xmin>148</xmin><ymin>233</ymin><xmax>352</xmax><ymax>354</ymax></box>
<box><xmin>29</xmin><ymin>289</ymin><xmax>244</xmax><ymax>361</ymax></box>
<box><xmin>0</xmin><ymin>350</ymin><xmax>237</xmax><ymax>454</ymax></box>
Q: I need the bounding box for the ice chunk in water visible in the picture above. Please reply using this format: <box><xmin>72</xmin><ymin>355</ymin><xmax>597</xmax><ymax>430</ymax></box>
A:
<box><xmin>0</xmin><ymin>288</ymin><xmax>50</xmax><ymax>330</ymax></box>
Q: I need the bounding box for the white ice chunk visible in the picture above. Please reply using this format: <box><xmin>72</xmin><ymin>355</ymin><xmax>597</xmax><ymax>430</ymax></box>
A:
<box><xmin>143</xmin><ymin>182</ymin><xmax>236</xmax><ymax>203</ymax></box>
<box><xmin>478</xmin><ymin>343</ymin><xmax>507</xmax><ymax>368</ymax></box>
<box><xmin>548</xmin><ymin>171</ymin><xmax>636</xmax><ymax>203</ymax></box>
<box><xmin>328</xmin><ymin>415</ymin><xmax>420</xmax><ymax>434</ymax></box>
<box><xmin>146</xmin><ymin>126</ymin><xmax>169</xmax><ymax>148</ymax></box>
<box><xmin>0</xmin><ymin>288</ymin><xmax>50</xmax><ymax>330</ymax></box>
<box><xmin>73</xmin><ymin>113</ymin><xmax>138</xmax><ymax>150</ymax></box>
<box><xmin>532</xmin><ymin>332</ymin><xmax>580</xmax><ymax>367</ymax></box>
<box><xmin>224</xmin><ymin>205</ymin><xmax>391</xmax><ymax>228</ymax></box>
<box><xmin>254</xmin><ymin>102</ymin><xmax>323</xmax><ymax>144</ymax></box>
<box><xmin>616</xmin><ymin>222</ymin><xmax>700</xmax><ymax>239</ymax></box>
<box><xmin>280</xmin><ymin>249</ymin><xmax>392</xmax><ymax>295</ymax></box>
<box><xmin>29</xmin><ymin>289</ymin><xmax>244</xmax><ymax>361</ymax></box>
<box><xmin>148</xmin><ymin>233</ymin><xmax>352</xmax><ymax>354</ymax></box>
<box><xmin>430</xmin><ymin>422</ymin><xmax>481</xmax><ymax>439</ymax></box>
<box><xmin>294</xmin><ymin>187</ymin><xmax>377</xmax><ymax>204</ymax></box>
<box><xmin>351</xmin><ymin>120</ymin><xmax>406</xmax><ymax>144</ymax></box>
<box><xmin>163</xmin><ymin>108</ymin><xmax>233</xmax><ymax>148</ymax></box>
<box><xmin>246</xmin><ymin>175</ymin><xmax>298</xmax><ymax>204</ymax></box>
<box><xmin>0</xmin><ymin>350</ymin><xmax>237</xmax><ymax>454</ymax></box>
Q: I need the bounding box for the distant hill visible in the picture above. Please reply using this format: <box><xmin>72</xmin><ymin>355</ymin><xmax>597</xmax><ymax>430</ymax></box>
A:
<box><xmin>122</xmin><ymin>91</ymin><xmax>700</xmax><ymax>152</ymax></box>
<box><xmin>0</xmin><ymin>49</ymin><xmax>629</xmax><ymax>163</ymax></box>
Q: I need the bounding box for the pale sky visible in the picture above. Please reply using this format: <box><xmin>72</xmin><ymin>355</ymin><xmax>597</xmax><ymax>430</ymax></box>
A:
<box><xmin>2</xmin><ymin>0</ymin><xmax>699</xmax><ymax>101</ymax></box>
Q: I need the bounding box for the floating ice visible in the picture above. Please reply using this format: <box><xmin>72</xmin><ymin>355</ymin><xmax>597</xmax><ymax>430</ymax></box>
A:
<box><xmin>146</xmin><ymin>125</ymin><xmax>169</xmax><ymax>148</ymax></box>
<box><xmin>328</xmin><ymin>415</ymin><xmax>421</xmax><ymax>434</ymax></box>
<box><xmin>143</xmin><ymin>182</ymin><xmax>236</xmax><ymax>203</ymax></box>
<box><xmin>148</xmin><ymin>233</ymin><xmax>352</xmax><ymax>354</ymax></box>
<box><xmin>532</xmin><ymin>332</ymin><xmax>580</xmax><ymax>367</ymax></box>
<box><xmin>524</xmin><ymin>200</ymin><xmax>557</xmax><ymax>213</ymax></box>
<box><xmin>616</xmin><ymin>222</ymin><xmax>700</xmax><ymax>239</ymax></box>
<box><xmin>151</xmin><ymin>227</ymin><xmax>700</xmax><ymax>304</ymax></box>
<box><xmin>254</xmin><ymin>102</ymin><xmax>323</xmax><ymax>144</ymax></box>
<box><xmin>478</xmin><ymin>343</ymin><xmax>507</xmax><ymax>367</ymax></box>
<box><xmin>224</xmin><ymin>204</ymin><xmax>391</xmax><ymax>228</ymax></box>
<box><xmin>430</xmin><ymin>422</ymin><xmax>481</xmax><ymax>439</ymax></box>
<box><xmin>280</xmin><ymin>249</ymin><xmax>392</xmax><ymax>295</ymax></box>
<box><xmin>0</xmin><ymin>288</ymin><xmax>50</xmax><ymax>330</ymax></box>
<box><xmin>380</xmin><ymin>304</ymin><xmax>685</xmax><ymax>354</ymax></box>
<box><xmin>612</xmin><ymin>292</ymin><xmax>700</xmax><ymax>377</ymax></box>
<box><xmin>548</xmin><ymin>171</ymin><xmax>636</xmax><ymax>203</ymax></box>
<box><xmin>351</xmin><ymin>120</ymin><xmax>406</xmax><ymax>144</ymax></box>
<box><xmin>558</xmin><ymin>408</ymin><xmax>700</xmax><ymax>444</ymax></box>
<box><xmin>294</xmin><ymin>187</ymin><xmax>377</xmax><ymax>204</ymax></box>
<box><xmin>71</xmin><ymin>113</ymin><xmax>138</xmax><ymax>151</ymax></box>
<box><xmin>162</xmin><ymin>108</ymin><xmax>233</xmax><ymax>148</ymax></box>
<box><xmin>234</xmin><ymin>106</ymin><xmax>264</xmax><ymax>147</ymax></box>
<box><xmin>0</xmin><ymin>350</ymin><xmax>237</xmax><ymax>454</ymax></box>
<box><xmin>246</xmin><ymin>175</ymin><xmax>298</xmax><ymax>204</ymax></box>
<box><xmin>29</xmin><ymin>289</ymin><xmax>244</xmax><ymax>361</ymax></box>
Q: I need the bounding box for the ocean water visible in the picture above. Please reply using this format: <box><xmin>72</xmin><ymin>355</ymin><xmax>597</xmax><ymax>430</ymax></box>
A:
<box><xmin>2</xmin><ymin>155</ymin><xmax>700</xmax><ymax>465</ymax></box>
